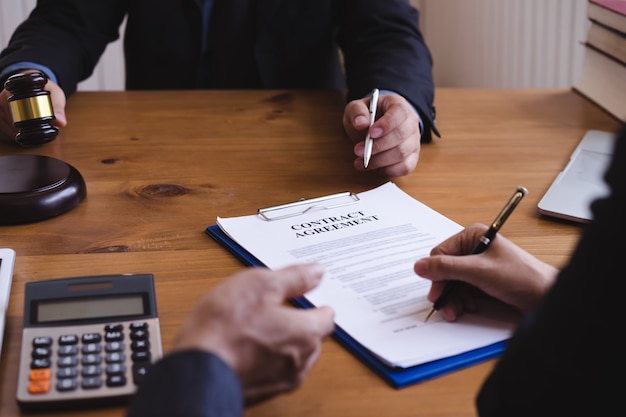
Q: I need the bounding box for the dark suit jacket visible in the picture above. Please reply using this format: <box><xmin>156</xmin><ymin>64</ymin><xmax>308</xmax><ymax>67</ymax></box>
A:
<box><xmin>126</xmin><ymin>350</ymin><xmax>244</xmax><ymax>417</ymax></box>
<box><xmin>0</xmin><ymin>0</ymin><xmax>438</xmax><ymax>141</ymax></box>
<box><xmin>476</xmin><ymin>124</ymin><xmax>626</xmax><ymax>416</ymax></box>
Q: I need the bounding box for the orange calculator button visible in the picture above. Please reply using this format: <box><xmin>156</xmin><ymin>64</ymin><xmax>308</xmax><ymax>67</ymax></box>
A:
<box><xmin>29</xmin><ymin>369</ymin><xmax>51</xmax><ymax>381</ymax></box>
<box><xmin>28</xmin><ymin>369</ymin><xmax>51</xmax><ymax>394</ymax></box>
<box><xmin>28</xmin><ymin>379</ymin><xmax>50</xmax><ymax>394</ymax></box>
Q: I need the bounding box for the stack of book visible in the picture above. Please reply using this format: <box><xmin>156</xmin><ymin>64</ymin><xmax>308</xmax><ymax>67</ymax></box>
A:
<box><xmin>574</xmin><ymin>0</ymin><xmax>626</xmax><ymax>121</ymax></box>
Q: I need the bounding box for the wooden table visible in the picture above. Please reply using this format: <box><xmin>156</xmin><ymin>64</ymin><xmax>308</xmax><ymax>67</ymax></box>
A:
<box><xmin>0</xmin><ymin>89</ymin><xmax>620</xmax><ymax>417</ymax></box>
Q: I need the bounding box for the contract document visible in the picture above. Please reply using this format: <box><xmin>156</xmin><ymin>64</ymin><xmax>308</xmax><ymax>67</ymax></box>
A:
<box><xmin>213</xmin><ymin>182</ymin><xmax>519</xmax><ymax>369</ymax></box>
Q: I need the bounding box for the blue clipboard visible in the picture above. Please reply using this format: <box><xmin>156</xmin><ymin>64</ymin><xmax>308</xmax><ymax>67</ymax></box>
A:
<box><xmin>205</xmin><ymin>224</ymin><xmax>507</xmax><ymax>389</ymax></box>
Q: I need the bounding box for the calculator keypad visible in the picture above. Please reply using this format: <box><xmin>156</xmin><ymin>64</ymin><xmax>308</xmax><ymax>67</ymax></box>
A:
<box><xmin>17</xmin><ymin>319</ymin><xmax>161</xmax><ymax>406</ymax></box>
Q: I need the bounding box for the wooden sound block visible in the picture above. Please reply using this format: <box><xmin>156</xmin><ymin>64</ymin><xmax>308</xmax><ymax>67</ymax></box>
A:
<box><xmin>0</xmin><ymin>155</ymin><xmax>86</xmax><ymax>225</ymax></box>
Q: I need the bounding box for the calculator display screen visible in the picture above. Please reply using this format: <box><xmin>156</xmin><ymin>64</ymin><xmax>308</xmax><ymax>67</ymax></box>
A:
<box><xmin>35</xmin><ymin>294</ymin><xmax>145</xmax><ymax>323</ymax></box>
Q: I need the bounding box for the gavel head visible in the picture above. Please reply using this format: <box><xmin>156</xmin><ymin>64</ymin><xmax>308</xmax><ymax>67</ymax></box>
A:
<box><xmin>4</xmin><ymin>71</ymin><xmax>58</xmax><ymax>147</ymax></box>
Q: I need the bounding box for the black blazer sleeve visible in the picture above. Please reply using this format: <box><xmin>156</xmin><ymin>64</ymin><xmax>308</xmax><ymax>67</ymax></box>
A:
<box><xmin>475</xmin><ymin>125</ymin><xmax>626</xmax><ymax>417</ymax></box>
<box><xmin>337</xmin><ymin>0</ymin><xmax>438</xmax><ymax>141</ymax></box>
<box><xmin>126</xmin><ymin>350</ymin><xmax>243</xmax><ymax>417</ymax></box>
<box><xmin>0</xmin><ymin>1</ymin><xmax>128</xmax><ymax>96</ymax></box>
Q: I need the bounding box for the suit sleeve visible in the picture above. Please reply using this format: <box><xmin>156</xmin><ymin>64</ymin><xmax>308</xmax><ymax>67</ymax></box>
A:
<box><xmin>0</xmin><ymin>0</ymin><xmax>127</xmax><ymax>96</ymax></box>
<box><xmin>337</xmin><ymin>0</ymin><xmax>438</xmax><ymax>142</ymax></box>
<box><xmin>126</xmin><ymin>350</ymin><xmax>244</xmax><ymax>417</ymax></box>
<box><xmin>475</xmin><ymin>126</ymin><xmax>626</xmax><ymax>416</ymax></box>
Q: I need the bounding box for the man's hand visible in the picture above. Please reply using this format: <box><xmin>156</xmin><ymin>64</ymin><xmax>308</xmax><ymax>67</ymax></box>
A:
<box><xmin>414</xmin><ymin>224</ymin><xmax>559</xmax><ymax>322</ymax></box>
<box><xmin>0</xmin><ymin>70</ymin><xmax>67</xmax><ymax>145</ymax></box>
<box><xmin>171</xmin><ymin>263</ymin><xmax>335</xmax><ymax>406</ymax></box>
<box><xmin>343</xmin><ymin>93</ymin><xmax>422</xmax><ymax>177</ymax></box>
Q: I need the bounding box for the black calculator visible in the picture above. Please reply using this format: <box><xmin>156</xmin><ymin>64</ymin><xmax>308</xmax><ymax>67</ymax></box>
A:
<box><xmin>16</xmin><ymin>274</ymin><xmax>162</xmax><ymax>411</ymax></box>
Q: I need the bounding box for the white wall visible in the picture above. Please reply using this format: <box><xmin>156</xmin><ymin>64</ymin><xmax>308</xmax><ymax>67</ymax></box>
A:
<box><xmin>417</xmin><ymin>0</ymin><xmax>589</xmax><ymax>88</ymax></box>
<box><xmin>1</xmin><ymin>0</ymin><xmax>589</xmax><ymax>89</ymax></box>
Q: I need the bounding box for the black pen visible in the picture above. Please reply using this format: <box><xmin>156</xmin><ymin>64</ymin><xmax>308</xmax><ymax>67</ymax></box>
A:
<box><xmin>424</xmin><ymin>186</ymin><xmax>528</xmax><ymax>322</ymax></box>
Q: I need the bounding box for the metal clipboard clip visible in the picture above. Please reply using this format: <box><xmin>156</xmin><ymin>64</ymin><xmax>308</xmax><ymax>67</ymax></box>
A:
<box><xmin>257</xmin><ymin>192</ymin><xmax>360</xmax><ymax>221</ymax></box>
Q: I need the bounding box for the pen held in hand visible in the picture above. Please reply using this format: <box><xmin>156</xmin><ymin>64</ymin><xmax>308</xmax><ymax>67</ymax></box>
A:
<box><xmin>424</xmin><ymin>186</ymin><xmax>528</xmax><ymax>322</ymax></box>
<box><xmin>363</xmin><ymin>88</ymin><xmax>379</xmax><ymax>169</ymax></box>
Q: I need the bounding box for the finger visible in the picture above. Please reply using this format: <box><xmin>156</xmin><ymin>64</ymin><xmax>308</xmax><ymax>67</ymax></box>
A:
<box><xmin>425</xmin><ymin>281</ymin><xmax>445</xmax><ymax>304</ymax></box>
<box><xmin>53</xmin><ymin>106</ymin><xmax>67</xmax><ymax>127</ymax></box>
<box><xmin>365</xmin><ymin>99</ymin><xmax>421</xmax><ymax>175</ymax></box>
<box><xmin>48</xmin><ymin>83</ymin><xmax>67</xmax><ymax>127</ymax></box>
<box><xmin>343</xmin><ymin>100</ymin><xmax>370</xmax><ymax>141</ymax></box>
<box><xmin>371</xmin><ymin>95</ymin><xmax>419</xmax><ymax>148</ymax></box>
<box><xmin>374</xmin><ymin>152</ymin><xmax>419</xmax><ymax>177</ymax></box>
<box><xmin>300</xmin><ymin>343</ymin><xmax>323</xmax><ymax>377</ymax></box>
<box><xmin>371</xmin><ymin>96</ymin><xmax>402</xmax><ymax>141</ymax></box>
<box><xmin>415</xmin><ymin>253</ymin><xmax>485</xmax><ymax>285</ymax></box>
<box><xmin>354</xmin><ymin>113</ymin><xmax>371</xmax><ymax>131</ymax></box>
<box><xmin>439</xmin><ymin>303</ymin><xmax>463</xmax><ymax>322</ymax></box>
<box><xmin>298</xmin><ymin>305</ymin><xmax>335</xmax><ymax>337</ymax></box>
<box><xmin>273</xmin><ymin>263</ymin><xmax>326</xmax><ymax>300</ymax></box>
<box><xmin>439</xmin><ymin>308</ymin><xmax>456</xmax><ymax>322</ymax></box>
<box><xmin>0</xmin><ymin>89</ymin><xmax>18</xmax><ymax>142</ymax></box>
<box><xmin>273</xmin><ymin>304</ymin><xmax>335</xmax><ymax>342</ymax></box>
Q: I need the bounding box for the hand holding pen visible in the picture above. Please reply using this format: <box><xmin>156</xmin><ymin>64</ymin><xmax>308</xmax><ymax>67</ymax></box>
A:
<box><xmin>342</xmin><ymin>90</ymin><xmax>423</xmax><ymax>176</ymax></box>
<box><xmin>424</xmin><ymin>186</ymin><xmax>528</xmax><ymax>322</ymax></box>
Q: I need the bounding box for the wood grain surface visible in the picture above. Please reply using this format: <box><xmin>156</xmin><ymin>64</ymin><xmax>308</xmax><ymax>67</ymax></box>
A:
<box><xmin>0</xmin><ymin>88</ymin><xmax>620</xmax><ymax>417</ymax></box>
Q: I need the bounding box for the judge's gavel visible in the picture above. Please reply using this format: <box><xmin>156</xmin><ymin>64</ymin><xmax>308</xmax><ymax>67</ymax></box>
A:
<box><xmin>4</xmin><ymin>71</ymin><xmax>59</xmax><ymax>147</ymax></box>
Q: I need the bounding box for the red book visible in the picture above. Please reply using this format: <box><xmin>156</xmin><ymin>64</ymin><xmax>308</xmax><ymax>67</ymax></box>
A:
<box><xmin>589</xmin><ymin>0</ymin><xmax>626</xmax><ymax>33</ymax></box>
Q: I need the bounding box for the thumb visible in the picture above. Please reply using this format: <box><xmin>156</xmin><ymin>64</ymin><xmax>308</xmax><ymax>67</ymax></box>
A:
<box><xmin>47</xmin><ymin>81</ymin><xmax>67</xmax><ymax>127</ymax></box>
<box><xmin>53</xmin><ymin>106</ymin><xmax>66</xmax><ymax>127</ymax></box>
<box><xmin>305</xmin><ymin>305</ymin><xmax>335</xmax><ymax>337</ymax></box>
<box><xmin>53</xmin><ymin>108</ymin><xmax>66</xmax><ymax>127</ymax></box>
<box><xmin>275</xmin><ymin>263</ymin><xmax>326</xmax><ymax>300</ymax></box>
<box><xmin>414</xmin><ymin>254</ymin><xmax>481</xmax><ymax>286</ymax></box>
